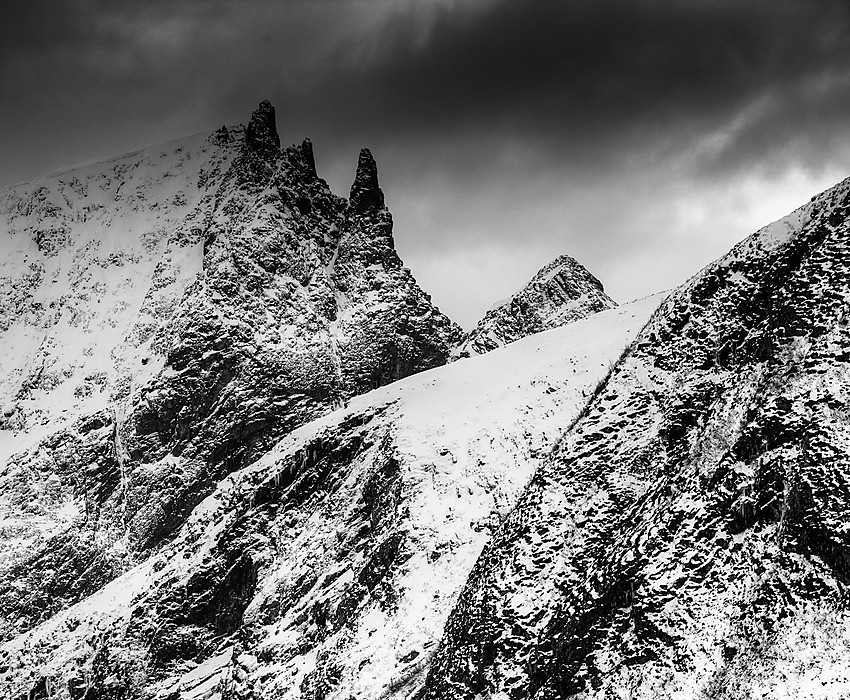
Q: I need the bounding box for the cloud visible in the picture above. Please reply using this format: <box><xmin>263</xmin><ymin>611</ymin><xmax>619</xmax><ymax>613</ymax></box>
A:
<box><xmin>5</xmin><ymin>0</ymin><xmax>850</xmax><ymax>182</ymax></box>
<box><xmin>306</xmin><ymin>0</ymin><xmax>850</xmax><ymax>175</ymax></box>
<box><xmin>0</xmin><ymin>0</ymin><xmax>398</xmax><ymax>183</ymax></box>
<box><xmin>2</xmin><ymin>0</ymin><xmax>850</xmax><ymax>327</ymax></box>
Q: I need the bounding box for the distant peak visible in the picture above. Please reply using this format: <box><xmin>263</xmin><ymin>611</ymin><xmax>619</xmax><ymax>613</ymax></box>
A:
<box><xmin>453</xmin><ymin>252</ymin><xmax>616</xmax><ymax>358</ymax></box>
<box><xmin>349</xmin><ymin>148</ymin><xmax>385</xmax><ymax>213</ymax></box>
<box><xmin>245</xmin><ymin>100</ymin><xmax>280</xmax><ymax>157</ymax></box>
<box><xmin>535</xmin><ymin>254</ymin><xmax>606</xmax><ymax>292</ymax></box>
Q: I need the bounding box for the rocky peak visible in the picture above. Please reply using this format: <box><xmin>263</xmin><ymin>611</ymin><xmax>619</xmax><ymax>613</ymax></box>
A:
<box><xmin>454</xmin><ymin>253</ymin><xmax>617</xmax><ymax>358</ymax></box>
<box><xmin>541</xmin><ymin>253</ymin><xmax>604</xmax><ymax>288</ymax></box>
<box><xmin>0</xmin><ymin>102</ymin><xmax>462</xmax><ymax>651</ymax></box>
<box><xmin>244</xmin><ymin>99</ymin><xmax>280</xmax><ymax>157</ymax></box>
<box><xmin>349</xmin><ymin>147</ymin><xmax>385</xmax><ymax>214</ymax></box>
<box><xmin>300</xmin><ymin>137</ymin><xmax>317</xmax><ymax>179</ymax></box>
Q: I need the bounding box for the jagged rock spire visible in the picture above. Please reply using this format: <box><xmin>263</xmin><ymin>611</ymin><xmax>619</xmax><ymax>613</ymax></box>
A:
<box><xmin>245</xmin><ymin>100</ymin><xmax>280</xmax><ymax>157</ymax></box>
<box><xmin>301</xmin><ymin>138</ymin><xmax>317</xmax><ymax>179</ymax></box>
<box><xmin>349</xmin><ymin>148</ymin><xmax>385</xmax><ymax>213</ymax></box>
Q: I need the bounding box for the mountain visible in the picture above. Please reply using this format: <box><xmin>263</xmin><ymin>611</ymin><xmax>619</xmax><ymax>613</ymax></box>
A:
<box><xmin>453</xmin><ymin>254</ymin><xmax>616</xmax><ymax>358</ymax></box>
<box><xmin>425</xmin><ymin>179</ymin><xmax>850</xmax><ymax>697</ymax></box>
<box><xmin>3</xmin><ymin>99</ymin><xmax>850</xmax><ymax>700</ymax></box>
<box><xmin>0</xmin><ymin>297</ymin><xmax>659</xmax><ymax>699</ymax></box>
<box><xmin>0</xmin><ymin>101</ymin><xmax>461</xmax><ymax>643</ymax></box>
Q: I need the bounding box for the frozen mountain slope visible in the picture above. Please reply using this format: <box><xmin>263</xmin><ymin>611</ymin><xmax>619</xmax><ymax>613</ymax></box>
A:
<box><xmin>454</xmin><ymin>254</ymin><xmax>616</xmax><ymax>358</ymax></box>
<box><xmin>0</xmin><ymin>296</ymin><xmax>660</xmax><ymax>700</ymax></box>
<box><xmin>0</xmin><ymin>101</ymin><xmax>461</xmax><ymax>641</ymax></box>
<box><xmin>0</xmin><ymin>129</ymin><xmax>229</xmax><ymax>442</ymax></box>
<box><xmin>425</xmin><ymin>179</ymin><xmax>850</xmax><ymax>698</ymax></box>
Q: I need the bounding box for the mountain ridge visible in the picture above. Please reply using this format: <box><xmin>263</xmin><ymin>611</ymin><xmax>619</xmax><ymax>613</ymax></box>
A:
<box><xmin>1</xmin><ymin>101</ymin><xmax>849</xmax><ymax>700</ymax></box>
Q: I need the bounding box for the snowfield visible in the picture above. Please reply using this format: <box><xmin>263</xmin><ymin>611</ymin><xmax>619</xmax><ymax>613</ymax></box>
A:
<box><xmin>0</xmin><ymin>295</ymin><xmax>662</xmax><ymax>699</ymax></box>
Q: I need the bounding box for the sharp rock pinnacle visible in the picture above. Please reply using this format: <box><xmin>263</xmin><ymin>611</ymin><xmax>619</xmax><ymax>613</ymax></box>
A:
<box><xmin>301</xmin><ymin>138</ymin><xmax>317</xmax><ymax>179</ymax></box>
<box><xmin>349</xmin><ymin>148</ymin><xmax>385</xmax><ymax>214</ymax></box>
<box><xmin>245</xmin><ymin>100</ymin><xmax>280</xmax><ymax>158</ymax></box>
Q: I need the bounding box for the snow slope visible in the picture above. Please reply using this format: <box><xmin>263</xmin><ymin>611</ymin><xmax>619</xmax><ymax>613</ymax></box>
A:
<box><xmin>0</xmin><ymin>295</ymin><xmax>661</xmax><ymax>699</ymax></box>
<box><xmin>0</xmin><ymin>130</ymin><xmax>228</xmax><ymax>445</ymax></box>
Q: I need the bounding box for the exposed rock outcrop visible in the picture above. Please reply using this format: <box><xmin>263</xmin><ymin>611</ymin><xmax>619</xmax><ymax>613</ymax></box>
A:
<box><xmin>244</xmin><ymin>99</ymin><xmax>281</xmax><ymax>157</ymax></box>
<box><xmin>349</xmin><ymin>148</ymin><xmax>385</xmax><ymax>214</ymax></box>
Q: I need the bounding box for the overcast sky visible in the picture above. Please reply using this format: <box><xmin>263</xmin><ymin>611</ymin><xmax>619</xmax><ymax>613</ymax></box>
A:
<box><xmin>3</xmin><ymin>0</ymin><xmax>850</xmax><ymax>328</ymax></box>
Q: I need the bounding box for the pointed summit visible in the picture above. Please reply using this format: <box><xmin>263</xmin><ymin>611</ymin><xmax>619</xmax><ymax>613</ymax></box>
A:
<box><xmin>300</xmin><ymin>138</ymin><xmax>317</xmax><ymax>179</ymax></box>
<box><xmin>349</xmin><ymin>148</ymin><xmax>385</xmax><ymax>213</ymax></box>
<box><xmin>245</xmin><ymin>99</ymin><xmax>280</xmax><ymax>157</ymax></box>
<box><xmin>454</xmin><ymin>253</ymin><xmax>617</xmax><ymax>358</ymax></box>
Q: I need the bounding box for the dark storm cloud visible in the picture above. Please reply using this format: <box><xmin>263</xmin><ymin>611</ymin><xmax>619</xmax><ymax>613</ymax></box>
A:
<box><xmin>2</xmin><ymin>0</ymin><xmax>850</xmax><ymax>326</ymax></box>
<box><xmin>3</xmin><ymin>0</ymin><xmax>850</xmax><ymax>184</ymax></box>
<box><xmin>282</xmin><ymin>0</ymin><xmax>850</xmax><ymax>178</ymax></box>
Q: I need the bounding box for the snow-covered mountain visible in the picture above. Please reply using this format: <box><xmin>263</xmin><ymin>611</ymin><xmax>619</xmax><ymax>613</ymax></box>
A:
<box><xmin>426</xmin><ymin>178</ymin><xmax>850</xmax><ymax>699</ymax></box>
<box><xmin>0</xmin><ymin>101</ymin><xmax>461</xmax><ymax>643</ymax></box>
<box><xmin>2</xmin><ymin>99</ymin><xmax>850</xmax><ymax>700</ymax></box>
<box><xmin>454</xmin><ymin>254</ymin><xmax>616</xmax><ymax>358</ymax></box>
<box><xmin>0</xmin><ymin>297</ymin><xmax>658</xmax><ymax>699</ymax></box>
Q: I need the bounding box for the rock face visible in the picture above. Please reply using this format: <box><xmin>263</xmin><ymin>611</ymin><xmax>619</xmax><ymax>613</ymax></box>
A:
<box><xmin>0</xmin><ymin>298</ymin><xmax>659</xmax><ymax>699</ymax></box>
<box><xmin>349</xmin><ymin>148</ymin><xmax>385</xmax><ymax>214</ymax></box>
<box><xmin>454</xmin><ymin>254</ymin><xmax>616</xmax><ymax>358</ymax></box>
<box><xmin>425</xmin><ymin>179</ymin><xmax>850</xmax><ymax>698</ymax></box>
<box><xmin>0</xmin><ymin>102</ymin><xmax>461</xmax><ymax>643</ymax></box>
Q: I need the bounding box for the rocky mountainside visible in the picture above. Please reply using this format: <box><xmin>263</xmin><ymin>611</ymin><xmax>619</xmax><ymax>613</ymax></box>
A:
<box><xmin>425</xmin><ymin>178</ymin><xmax>850</xmax><ymax>698</ymax></box>
<box><xmin>0</xmin><ymin>297</ymin><xmax>658</xmax><ymax>699</ymax></box>
<box><xmin>2</xmin><ymin>99</ymin><xmax>850</xmax><ymax>700</ymax></box>
<box><xmin>0</xmin><ymin>101</ymin><xmax>461</xmax><ymax>645</ymax></box>
<box><xmin>453</xmin><ymin>254</ymin><xmax>616</xmax><ymax>358</ymax></box>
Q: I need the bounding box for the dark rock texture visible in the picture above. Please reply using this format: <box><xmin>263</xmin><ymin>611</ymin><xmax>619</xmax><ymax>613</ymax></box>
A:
<box><xmin>454</xmin><ymin>254</ymin><xmax>616</xmax><ymax>358</ymax></box>
<box><xmin>244</xmin><ymin>99</ymin><xmax>281</xmax><ymax>158</ymax></box>
<box><xmin>425</xmin><ymin>179</ymin><xmax>850</xmax><ymax>698</ymax></box>
<box><xmin>348</xmin><ymin>149</ymin><xmax>385</xmax><ymax>214</ymax></box>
